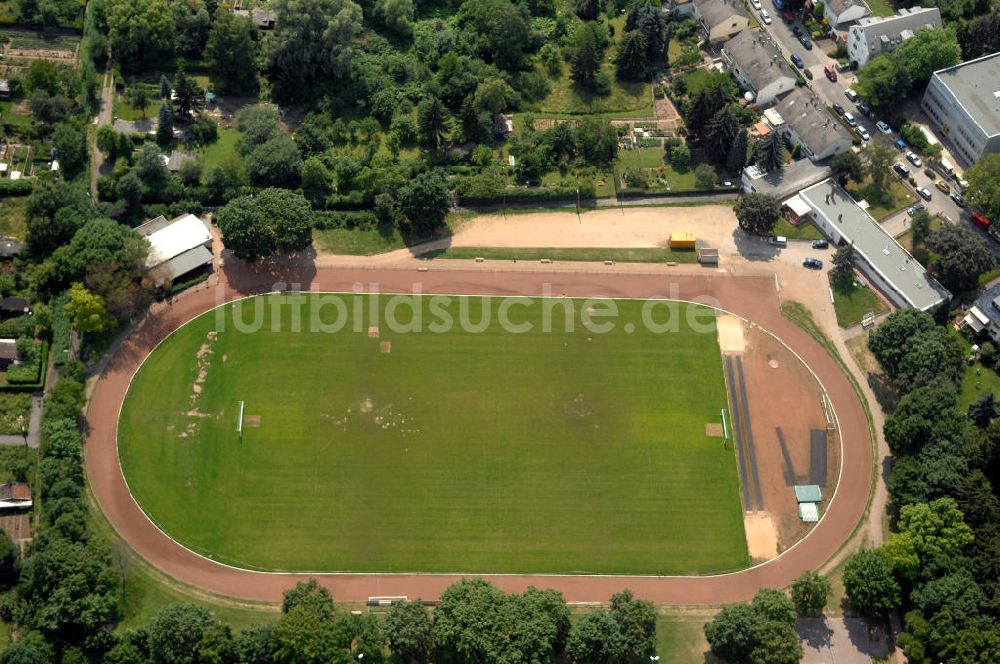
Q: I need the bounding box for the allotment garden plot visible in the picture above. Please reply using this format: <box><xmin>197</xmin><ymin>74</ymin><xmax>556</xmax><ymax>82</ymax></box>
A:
<box><xmin>118</xmin><ymin>294</ymin><xmax>750</xmax><ymax>575</ymax></box>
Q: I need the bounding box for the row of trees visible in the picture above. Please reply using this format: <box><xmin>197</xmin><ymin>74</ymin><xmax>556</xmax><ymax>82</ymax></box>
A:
<box><xmin>849</xmin><ymin>308</ymin><xmax>1000</xmax><ymax>662</ymax></box>
<box><xmin>855</xmin><ymin>27</ymin><xmax>961</xmax><ymax>112</ymax></box>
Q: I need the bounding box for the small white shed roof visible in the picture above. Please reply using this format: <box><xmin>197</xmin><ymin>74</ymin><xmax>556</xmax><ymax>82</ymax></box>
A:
<box><xmin>143</xmin><ymin>214</ymin><xmax>212</xmax><ymax>269</ymax></box>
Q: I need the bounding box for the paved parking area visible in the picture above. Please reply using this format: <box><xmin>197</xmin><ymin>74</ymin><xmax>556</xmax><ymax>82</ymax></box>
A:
<box><xmin>798</xmin><ymin>617</ymin><xmax>894</xmax><ymax>664</ymax></box>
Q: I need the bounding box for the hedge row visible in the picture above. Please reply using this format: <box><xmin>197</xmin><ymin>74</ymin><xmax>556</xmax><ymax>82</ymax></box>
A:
<box><xmin>50</xmin><ymin>296</ymin><xmax>72</xmax><ymax>367</ymax></box>
<box><xmin>0</xmin><ymin>179</ymin><xmax>33</xmax><ymax>197</ymax></box>
<box><xmin>312</xmin><ymin>210</ymin><xmax>379</xmax><ymax>230</ymax></box>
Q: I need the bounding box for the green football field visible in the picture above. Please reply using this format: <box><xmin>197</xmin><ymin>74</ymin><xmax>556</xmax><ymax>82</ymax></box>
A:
<box><xmin>118</xmin><ymin>294</ymin><xmax>748</xmax><ymax>574</ymax></box>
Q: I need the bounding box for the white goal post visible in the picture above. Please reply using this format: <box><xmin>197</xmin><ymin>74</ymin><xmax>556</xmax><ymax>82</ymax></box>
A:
<box><xmin>236</xmin><ymin>400</ymin><xmax>245</xmax><ymax>436</ymax></box>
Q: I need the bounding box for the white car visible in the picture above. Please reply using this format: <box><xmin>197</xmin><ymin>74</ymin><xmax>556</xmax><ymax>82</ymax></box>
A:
<box><xmin>906</xmin><ymin>151</ymin><xmax>922</xmax><ymax>167</ymax></box>
<box><xmin>759</xmin><ymin>8</ymin><xmax>772</xmax><ymax>23</ymax></box>
<box><xmin>751</xmin><ymin>0</ymin><xmax>762</xmax><ymax>8</ymax></box>
<box><xmin>857</xmin><ymin>126</ymin><xmax>870</xmax><ymax>141</ymax></box>
<box><xmin>845</xmin><ymin>88</ymin><xmax>859</xmax><ymax>102</ymax></box>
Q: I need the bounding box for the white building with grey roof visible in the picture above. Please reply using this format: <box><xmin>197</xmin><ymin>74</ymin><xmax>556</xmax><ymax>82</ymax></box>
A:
<box><xmin>675</xmin><ymin>0</ymin><xmax>749</xmax><ymax>43</ymax></box>
<box><xmin>823</xmin><ymin>0</ymin><xmax>870</xmax><ymax>27</ymax></box>
<box><xmin>846</xmin><ymin>7</ymin><xmax>941</xmax><ymax>66</ymax></box>
<box><xmin>791</xmin><ymin>179</ymin><xmax>950</xmax><ymax>311</ymax></box>
<box><xmin>769</xmin><ymin>88</ymin><xmax>853</xmax><ymax>162</ymax></box>
<box><xmin>921</xmin><ymin>52</ymin><xmax>1000</xmax><ymax>168</ymax></box>
<box><xmin>722</xmin><ymin>30</ymin><xmax>797</xmax><ymax>107</ymax></box>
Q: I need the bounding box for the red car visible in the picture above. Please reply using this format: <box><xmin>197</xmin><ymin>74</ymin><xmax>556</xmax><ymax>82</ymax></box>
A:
<box><xmin>971</xmin><ymin>212</ymin><xmax>992</xmax><ymax>230</ymax></box>
<box><xmin>824</xmin><ymin>65</ymin><xmax>837</xmax><ymax>81</ymax></box>
<box><xmin>781</xmin><ymin>8</ymin><xmax>794</xmax><ymax>22</ymax></box>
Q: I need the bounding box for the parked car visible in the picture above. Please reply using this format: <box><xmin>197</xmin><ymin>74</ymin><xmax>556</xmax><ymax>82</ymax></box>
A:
<box><xmin>907</xmin><ymin>203</ymin><xmax>926</xmax><ymax>216</ymax></box>
<box><xmin>906</xmin><ymin>151</ymin><xmax>922</xmax><ymax>167</ymax></box>
<box><xmin>845</xmin><ymin>88</ymin><xmax>859</xmax><ymax>102</ymax></box>
<box><xmin>895</xmin><ymin>138</ymin><xmax>907</xmax><ymax>150</ymax></box>
<box><xmin>857</xmin><ymin>126</ymin><xmax>871</xmax><ymax>141</ymax></box>
<box><xmin>934</xmin><ymin>179</ymin><xmax>950</xmax><ymax>193</ymax></box>
<box><xmin>971</xmin><ymin>212</ymin><xmax>992</xmax><ymax>230</ymax></box>
<box><xmin>832</xmin><ymin>102</ymin><xmax>844</xmax><ymax>115</ymax></box>
<box><xmin>844</xmin><ymin>111</ymin><xmax>858</xmax><ymax>127</ymax></box>
<box><xmin>916</xmin><ymin>186</ymin><xmax>933</xmax><ymax>200</ymax></box>
<box><xmin>893</xmin><ymin>163</ymin><xmax>910</xmax><ymax>177</ymax></box>
<box><xmin>798</xmin><ymin>34</ymin><xmax>812</xmax><ymax>49</ymax></box>
<box><xmin>751</xmin><ymin>0</ymin><xmax>762</xmax><ymax>8</ymax></box>
<box><xmin>811</xmin><ymin>239</ymin><xmax>829</xmax><ymax>249</ymax></box>
<box><xmin>791</xmin><ymin>53</ymin><xmax>805</xmax><ymax>68</ymax></box>
<box><xmin>875</xmin><ymin>120</ymin><xmax>892</xmax><ymax>134</ymax></box>
<box><xmin>824</xmin><ymin>65</ymin><xmax>837</xmax><ymax>81</ymax></box>
<box><xmin>782</xmin><ymin>8</ymin><xmax>794</xmax><ymax>22</ymax></box>
<box><xmin>856</xmin><ymin>101</ymin><xmax>871</xmax><ymax>116</ymax></box>
<box><xmin>802</xmin><ymin>258</ymin><xmax>823</xmax><ymax>269</ymax></box>
<box><xmin>760</xmin><ymin>8</ymin><xmax>772</xmax><ymax>23</ymax></box>
<box><xmin>950</xmin><ymin>192</ymin><xmax>966</xmax><ymax>207</ymax></box>
<box><xmin>768</xmin><ymin>235</ymin><xmax>788</xmax><ymax>247</ymax></box>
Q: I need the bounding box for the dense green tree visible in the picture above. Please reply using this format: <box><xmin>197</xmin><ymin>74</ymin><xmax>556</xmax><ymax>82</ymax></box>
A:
<box><xmin>156</xmin><ymin>102</ymin><xmax>174</xmax><ymax>144</ymax></box>
<box><xmin>106</xmin><ymin>0</ymin><xmax>176</xmax><ymax>71</ymax></box>
<box><xmin>956</xmin><ymin>7</ymin><xmax>1000</xmax><ymax>60</ymax></box>
<box><xmin>734</xmin><ymin>193</ymin><xmax>780</xmax><ymax>236</ymax></box>
<box><xmin>416</xmin><ymin>97</ymin><xmax>448</xmax><ymax>151</ymax></box>
<box><xmin>926</xmin><ymin>224</ymin><xmax>995</xmax><ymax>294</ymax></box>
<box><xmin>754</xmin><ymin>132</ymin><xmax>786</xmax><ymax>173</ymax></box>
<box><xmin>910</xmin><ymin>209</ymin><xmax>932</xmax><ymax>249</ymax></box>
<box><xmin>245</xmin><ymin>134</ymin><xmax>303</xmax><ymax>188</ymax></box>
<box><xmin>883</xmin><ymin>385</ymin><xmax>962</xmax><ymax>456</ymax></box>
<box><xmin>384</xmin><ymin>600</ymin><xmax>432</xmax><ymax>663</ymax></box>
<box><xmin>398</xmin><ymin>170</ymin><xmax>450</xmax><ymax>236</ymax></box>
<box><xmin>684</xmin><ymin>73</ymin><xmax>734</xmax><ymax>137</ymax></box>
<box><xmin>790</xmin><ymin>571</ymin><xmax>830</xmax><ymax>616</ymax></box>
<box><xmin>270</xmin><ymin>606</ymin><xmax>340</xmax><ymax>664</ymax></box>
<box><xmin>65</xmin><ymin>283</ymin><xmax>115</xmax><ymax>334</ymax></box>
<box><xmin>626</xmin><ymin>1</ymin><xmax>666</xmax><ymax>63</ymax></box>
<box><xmin>172</xmin><ymin>0</ymin><xmax>211</xmax><ymax>57</ymax></box>
<box><xmin>266</xmin><ymin>0</ymin><xmax>363</xmax><ymax>101</ymax></box>
<box><xmin>215</xmin><ymin>188</ymin><xmax>312</xmax><ymax>262</ymax></box>
<box><xmin>172</xmin><ymin>66</ymin><xmax>204</xmax><ymax>119</ymax></box>
<box><xmin>970</xmin><ymin>393</ymin><xmax>999</xmax><ymax>429</ymax></box>
<box><xmin>236</xmin><ymin>104</ymin><xmax>282</xmax><ymax>152</ymax></box>
<box><xmin>843</xmin><ymin>549</ymin><xmax>901</xmax><ymax>617</ymax></box>
<box><xmin>431</xmin><ymin>578</ymin><xmax>512</xmax><ymax>664</ymax></box>
<box><xmin>457</xmin><ymin>0</ymin><xmax>530</xmax><ymax>71</ymax></box>
<box><xmin>705</xmin><ymin>602</ymin><xmax>758</xmax><ymax>663</ymax></box>
<box><xmin>134</xmin><ymin>142</ymin><xmax>170</xmax><ymax>188</ymax></box>
<box><xmin>869</xmin><ymin>309</ymin><xmax>938</xmax><ymax>379</ymax></box>
<box><xmin>856</xmin><ymin>53</ymin><xmax>912</xmax><ymax>111</ymax></box>
<box><xmin>895</xmin><ymin>27</ymin><xmax>961</xmax><ymax>84</ymax></box>
<box><xmin>235</xmin><ymin>624</ymin><xmax>274</xmax><ymax>664</ymax></box>
<box><xmin>830</xmin><ymin>151</ymin><xmax>864</xmax><ymax>183</ymax></box>
<box><xmin>300</xmin><ymin>157</ymin><xmax>333</xmax><ymax>208</ymax></box>
<box><xmin>897</xmin><ymin>498</ymin><xmax>974</xmax><ymax>576</ymax></box>
<box><xmin>964</xmin><ymin>153</ymin><xmax>1000</xmax><ymax>224</ymax></box>
<box><xmin>705</xmin><ymin>589</ymin><xmax>801</xmax><ymax>664</ymax></box>
<box><xmin>23</xmin><ymin>60</ymin><xmax>61</xmax><ymax>96</ymax></box>
<box><xmin>576</xmin><ymin>117</ymin><xmax>618</xmax><ymax>165</ymax></box>
<box><xmin>575</xmin><ymin>0</ymin><xmax>601</xmax><ymax>20</ymax></box>
<box><xmin>148</xmin><ymin>604</ymin><xmax>216</xmax><ymax>664</ymax></box>
<box><xmin>831</xmin><ymin>242</ymin><xmax>855</xmax><ymax>284</ymax></box>
<box><xmin>205</xmin><ymin>13</ymin><xmax>260</xmax><ymax>94</ymax></box>
<box><xmin>52</xmin><ymin>122</ymin><xmax>87</xmax><ymax>177</ymax></box>
<box><xmin>864</xmin><ymin>137</ymin><xmax>896</xmax><ymax>189</ymax></box>
<box><xmin>616</xmin><ymin>31</ymin><xmax>647</xmax><ymax>81</ymax></box>
<box><xmin>565</xmin><ymin>609</ymin><xmax>620</xmax><ymax>664</ymax></box>
<box><xmin>0</xmin><ymin>632</ymin><xmax>53</xmax><ymax>664</ymax></box>
<box><xmin>704</xmin><ymin>104</ymin><xmax>741</xmax><ymax>162</ymax></box>
<box><xmin>115</xmin><ymin>171</ymin><xmax>144</xmax><ymax>210</ymax></box>
<box><xmin>726</xmin><ymin>128</ymin><xmax>750</xmax><ymax>172</ymax></box>
<box><xmin>282</xmin><ymin>580</ymin><xmax>334</xmax><ymax>619</ymax></box>
<box><xmin>374</xmin><ymin>0</ymin><xmax>413</xmax><ymax>36</ymax></box>
<box><xmin>571</xmin><ymin>22</ymin><xmax>605</xmax><ymax>88</ymax></box>
<box><xmin>24</xmin><ymin>181</ymin><xmax>95</xmax><ymax>258</ymax></box>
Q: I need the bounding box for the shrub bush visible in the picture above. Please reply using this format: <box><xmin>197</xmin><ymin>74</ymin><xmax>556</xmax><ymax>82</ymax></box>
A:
<box><xmin>311</xmin><ymin>210</ymin><xmax>380</xmax><ymax>230</ymax></box>
<box><xmin>6</xmin><ymin>339</ymin><xmax>43</xmax><ymax>385</ymax></box>
<box><xmin>0</xmin><ymin>179</ymin><xmax>33</xmax><ymax>197</ymax></box>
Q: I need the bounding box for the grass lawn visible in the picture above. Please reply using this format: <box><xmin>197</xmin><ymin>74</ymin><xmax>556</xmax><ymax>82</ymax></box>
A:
<box><xmin>830</xmin><ymin>275</ymin><xmax>887</xmax><ymax>328</ymax></box>
<box><xmin>894</xmin><ymin>215</ymin><xmax>944</xmax><ymax>252</ymax></box>
<box><xmin>0</xmin><ymin>101</ymin><xmax>35</xmax><ymax>131</ymax></box>
<box><xmin>0</xmin><ymin>195</ymin><xmax>30</xmax><ymax>240</ymax></box>
<box><xmin>118</xmin><ymin>562</ymin><xmax>277</xmax><ymax>632</ymax></box>
<box><xmin>656</xmin><ymin>611</ymin><xmax>711</xmax><ymax>662</ymax></box>
<box><xmin>616</xmin><ymin>148</ymin><xmax>700</xmax><ymax>191</ymax></box>
<box><xmin>774</xmin><ymin>216</ymin><xmax>823</xmax><ymax>240</ymax></box>
<box><xmin>957</xmin><ymin>334</ymin><xmax>1000</xmax><ymax>410</ymax></box>
<box><xmin>313</xmin><ymin>226</ymin><xmax>410</xmax><ymax>255</ymax></box>
<box><xmin>525</xmin><ymin>63</ymin><xmax>653</xmax><ymax>115</ymax></box>
<box><xmin>419</xmin><ymin>246</ymin><xmax>698</xmax><ymax>263</ymax></box>
<box><xmin>844</xmin><ymin>177</ymin><xmax>915</xmax><ymax>220</ymax></box>
<box><xmin>199</xmin><ymin>127</ymin><xmax>241</xmax><ymax>170</ymax></box>
<box><xmin>118</xmin><ymin>99</ymin><xmax>160</xmax><ymax>122</ymax></box>
<box><xmin>865</xmin><ymin>0</ymin><xmax>896</xmax><ymax>16</ymax></box>
<box><xmin>119</xmin><ymin>295</ymin><xmax>748</xmax><ymax>575</ymax></box>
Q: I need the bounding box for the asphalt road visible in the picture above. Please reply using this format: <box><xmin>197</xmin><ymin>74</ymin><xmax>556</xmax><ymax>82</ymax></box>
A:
<box><xmin>752</xmin><ymin>7</ymin><xmax>992</xmax><ymax>249</ymax></box>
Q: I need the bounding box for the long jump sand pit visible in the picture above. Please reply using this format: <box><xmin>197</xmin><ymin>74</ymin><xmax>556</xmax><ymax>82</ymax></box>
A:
<box><xmin>451</xmin><ymin>206</ymin><xmax>738</xmax><ymax>249</ymax></box>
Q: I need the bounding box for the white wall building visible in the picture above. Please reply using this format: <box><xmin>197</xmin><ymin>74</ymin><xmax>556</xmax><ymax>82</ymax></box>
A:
<box><xmin>135</xmin><ymin>213</ymin><xmax>214</xmax><ymax>287</ymax></box>
<box><xmin>846</xmin><ymin>7</ymin><xmax>941</xmax><ymax>66</ymax></box>
<box><xmin>823</xmin><ymin>0</ymin><xmax>870</xmax><ymax>27</ymax></box>
<box><xmin>770</xmin><ymin>89</ymin><xmax>853</xmax><ymax>162</ymax></box>
<box><xmin>722</xmin><ymin>30</ymin><xmax>797</xmax><ymax>108</ymax></box>
<box><xmin>792</xmin><ymin>179</ymin><xmax>950</xmax><ymax>311</ymax></box>
<box><xmin>921</xmin><ymin>52</ymin><xmax>1000</xmax><ymax>168</ymax></box>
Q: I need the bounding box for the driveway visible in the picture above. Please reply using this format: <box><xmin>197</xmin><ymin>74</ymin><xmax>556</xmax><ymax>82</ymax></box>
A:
<box><xmin>797</xmin><ymin>617</ymin><xmax>895</xmax><ymax>664</ymax></box>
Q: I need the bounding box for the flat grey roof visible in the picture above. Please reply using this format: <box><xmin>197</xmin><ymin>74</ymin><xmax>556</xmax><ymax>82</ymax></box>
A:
<box><xmin>799</xmin><ymin>179</ymin><xmax>950</xmax><ymax>310</ymax></box>
<box><xmin>147</xmin><ymin>245</ymin><xmax>213</xmax><ymax>286</ymax></box>
<box><xmin>743</xmin><ymin>159</ymin><xmax>830</xmax><ymax>199</ymax></box>
<box><xmin>931</xmin><ymin>52</ymin><xmax>1000</xmax><ymax>137</ymax></box>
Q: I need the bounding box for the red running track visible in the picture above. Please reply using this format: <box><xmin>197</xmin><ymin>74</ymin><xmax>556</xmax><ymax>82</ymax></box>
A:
<box><xmin>84</xmin><ymin>264</ymin><xmax>873</xmax><ymax>604</ymax></box>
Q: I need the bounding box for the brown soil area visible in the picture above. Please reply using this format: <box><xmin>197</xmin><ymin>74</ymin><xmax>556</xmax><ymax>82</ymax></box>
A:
<box><xmin>737</xmin><ymin>324</ymin><xmax>838</xmax><ymax>551</ymax></box>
